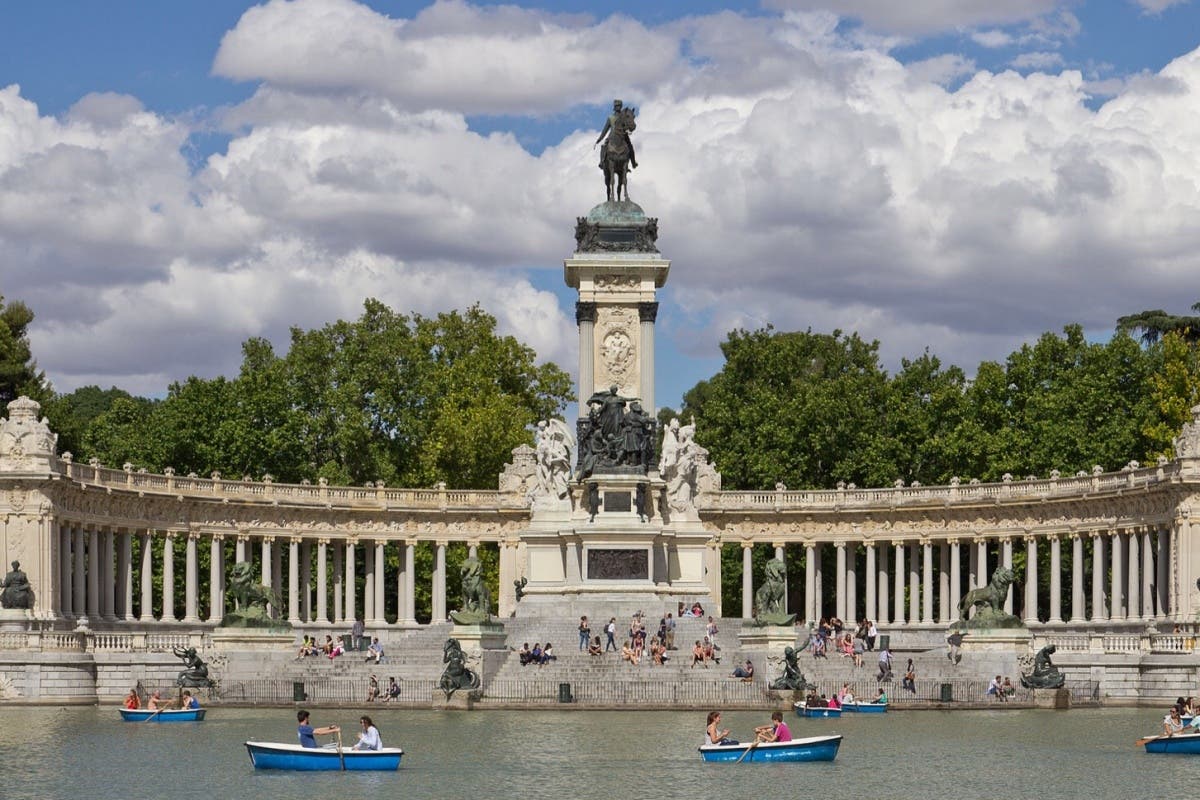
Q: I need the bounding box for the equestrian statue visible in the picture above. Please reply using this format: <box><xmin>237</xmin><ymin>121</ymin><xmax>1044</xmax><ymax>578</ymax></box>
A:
<box><xmin>595</xmin><ymin>99</ymin><xmax>638</xmax><ymax>203</ymax></box>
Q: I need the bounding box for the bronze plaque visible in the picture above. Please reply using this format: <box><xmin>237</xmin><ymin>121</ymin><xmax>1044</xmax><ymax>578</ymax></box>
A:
<box><xmin>587</xmin><ymin>549</ymin><xmax>648</xmax><ymax>580</ymax></box>
<box><xmin>603</xmin><ymin>491</ymin><xmax>632</xmax><ymax>513</ymax></box>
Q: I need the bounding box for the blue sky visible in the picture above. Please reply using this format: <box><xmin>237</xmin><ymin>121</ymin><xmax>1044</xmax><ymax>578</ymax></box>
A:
<box><xmin>2</xmin><ymin>0</ymin><xmax>1200</xmax><ymax>414</ymax></box>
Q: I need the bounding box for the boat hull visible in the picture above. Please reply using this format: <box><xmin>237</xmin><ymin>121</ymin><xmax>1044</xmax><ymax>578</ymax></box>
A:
<box><xmin>699</xmin><ymin>735</ymin><xmax>842</xmax><ymax>763</ymax></box>
<box><xmin>793</xmin><ymin>703</ymin><xmax>842</xmax><ymax>718</ymax></box>
<box><xmin>119</xmin><ymin>708</ymin><xmax>206</xmax><ymax>722</ymax></box>
<box><xmin>841</xmin><ymin>702</ymin><xmax>887</xmax><ymax>713</ymax></box>
<box><xmin>1144</xmin><ymin>732</ymin><xmax>1200</xmax><ymax>754</ymax></box>
<box><xmin>245</xmin><ymin>741</ymin><xmax>403</xmax><ymax>771</ymax></box>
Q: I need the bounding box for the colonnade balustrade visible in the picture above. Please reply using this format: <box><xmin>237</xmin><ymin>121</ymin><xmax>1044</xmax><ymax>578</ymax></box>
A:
<box><xmin>735</xmin><ymin>525</ymin><xmax>1177</xmax><ymax>626</ymax></box>
<box><xmin>50</xmin><ymin>522</ymin><xmax>502</xmax><ymax>629</ymax></box>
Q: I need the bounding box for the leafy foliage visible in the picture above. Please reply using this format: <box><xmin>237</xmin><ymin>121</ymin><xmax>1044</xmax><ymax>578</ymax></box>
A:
<box><xmin>0</xmin><ymin>295</ymin><xmax>48</xmax><ymax>406</ymax></box>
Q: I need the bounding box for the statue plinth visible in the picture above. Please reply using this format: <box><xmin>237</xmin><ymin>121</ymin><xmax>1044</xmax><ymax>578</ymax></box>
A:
<box><xmin>451</xmin><ymin>622</ymin><xmax>508</xmax><ymax>653</ymax></box>
<box><xmin>431</xmin><ymin>689</ymin><xmax>481</xmax><ymax>710</ymax></box>
<box><xmin>0</xmin><ymin>607</ymin><xmax>32</xmax><ymax>632</ymax></box>
<box><xmin>959</xmin><ymin>627</ymin><xmax>1033</xmax><ymax>652</ymax></box>
<box><xmin>210</xmin><ymin>628</ymin><xmax>294</xmax><ymax>651</ymax></box>
<box><xmin>1033</xmin><ymin>687</ymin><xmax>1071</xmax><ymax>709</ymax></box>
<box><xmin>738</xmin><ymin>625</ymin><xmax>799</xmax><ymax>654</ymax></box>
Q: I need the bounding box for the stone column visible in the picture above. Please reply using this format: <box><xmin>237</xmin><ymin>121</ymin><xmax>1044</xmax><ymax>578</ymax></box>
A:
<box><xmin>317</xmin><ymin>539</ymin><xmax>328</xmax><ymax>623</ymax></box>
<box><xmin>345</xmin><ymin>540</ymin><xmax>357</xmax><ymax>624</ymax></box>
<box><xmin>184</xmin><ymin>532</ymin><xmax>200</xmax><ymax>623</ymax></box>
<box><xmin>576</xmin><ymin>302</ymin><xmax>596</xmax><ymax>418</ymax></box>
<box><xmin>404</xmin><ymin>542</ymin><xmax>417</xmax><ymax>625</ymax></box>
<box><xmin>865</xmin><ymin>544</ymin><xmax>877</xmax><ymax>624</ymax></box>
<box><xmin>87</xmin><ymin>527</ymin><xmax>101</xmax><ymax>619</ymax></box>
<box><xmin>363</xmin><ymin>542</ymin><xmax>375</xmax><ymax>622</ymax></box>
<box><xmin>333</xmin><ymin>542</ymin><xmax>343</xmax><ymax>623</ymax></box>
<box><xmin>1023</xmin><ymin>536</ymin><xmax>1037</xmax><ymax>624</ymax></box>
<box><xmin>834</xmin><ymin>542</ymin><xmax>847</xmax><ymax>621</ymax></box>
<box><xmin>804</xmin><ymin>543</ymin><xmax>816</xmax><ymax>623</ymax></box>
<box><xmin>877</xmin><ymin>543</ymin><xmax>889</xmax><ymax>624</ymax></box>
<box><xmin>59</xmin><ymin>525</ymin><xmax>73</xmax><ymax>619</ymax></box>
<box><xmin>235</xmin><ymin>534</ymin><xmax>247</xmax><ymax>564</ymax></box>
<box><xmin>845</xmin><ymin>549</ymin><xmax>857</xmax><ymax>623</ymax></box>
<box><xmin>968</xmin><ymin>542</ymin><xmax>978</xmax><ymax>591</ymax></box>
<box><xmin>1090</xmin><ymin>533</ymin><xmax>1107</xmax><ymax>621</ymax></box>
<box><xmin>261</xmin><ymin>538</ymin><xmax>273</xmax><ymax>618</ymax></box>
<box><xmin>73</xmin><ymin>527</ymin><xmax>86</xmax><ymax>617</ymax></box>
<box><xmin>950</xmin><ymin>540</ymin><xmax>962</xmax><ymax>620</ymax></box>
<box><xmin>288</xmin><ymin>537</ymin><xmax>301</xmax><ymax>625</ymax></box>
<box><xmin>1110</xmin><ymin>530</ymin><xmax>1124</xmax><ymax>620</ymax></box>
<box><xmin>120</xmin><ymin>530</ymin><xmax>134</xmax><ymax>621</ymax></box>
<box><xmin>300</xmin><ymin>540</ymin><xmax>312</xmax><ymax>623</ymax></box>
<box><xmin>1070</xmin><ymin>534</ymin><xmax>1084</xmax><ymax>623</ymax></box>
<box><xmin>1142</xmin><ymin>529</ymin><xmax>1155</xmax><ymax>619</ymax></box>
<box><xmin>938</xmin><ymin>542</ymin><xmax>950</xmax><ymax>624</ymax></box>
<box><xmin>161</xmin><ymin>532</ymin><xmax>175</xmax><ymax>622</ymax></box>
<box><xmin>373</xmin><ymin>540</ymin><xmax>387</xmax><ymax>626</ymax></box>
<box><xmin>1127</xmin><ymin>530</ymin><xmax>1140</xmax><ymax>621</ymax></box>
<box><xmin>139</xmin><ymin>531</ymin><xmax>153</xmax><ymax>622</ymax></box>
<box><xmin>922</xmin><ymin>541</ymin><xmax>934</xmax><ymax>624</ymax></box>
<box><xmin>892</xmin><ymin>541</ymin><xmax>906</xmax><ymax>625</ymax></box>
<box><xmin>271</xmin><ymin>538</ymin><xmax>283</xmax><ymax>617</ymax></box>
<box><xmin>908</xmin><ymin>543</ymin><xmax>919</xmax><ymax>624</ymax></box>
<box><xmin>742</xmin><ymin>543</ymin><xmax>753</xmax><ymax>619</ymax></box>
<box><xmin>101</xmin><ymin>530</ymin><xmax>116</xmax><ymax>621</ymax></box>
<box><xmin>1157</xmin><ymin>527</ymin><xmax>1170</xmax><ymax>619</ymax></box>
<box><xmin>209</xmin><ymin>535</ymin><xmax>224</xmax><ymax>624</ymax></box>
<box><xmin>433</xmin><ymin>542</ymin><xmax>447</xmax><ymax>622</ymax></box>
<box><xmin>813</xmin><ymin>543</ymin><xmax>823</xmax><ymax>618</ymax></box>
<box><xmin>395</xmin><ymin>540</ymin><xmax>407</xmax><ymax>623</ymax></box>
<box><xmin>639</xmin><ymin>302</ymin><xmax>658</xmax><ymax>415</ymax></box>
<box><xmin>1048</xmin><ymin>535</ymin><xmax>1062</xmax><ymax>623</ymax></box>
<box><xmin>976</xmin><ymin>538</ymin><xmax>988</xmax><ymax>585</ymax></box>
<box><xmin>1001</xmin><ymin>538</ymin><xmax>1014</xmax><ymax>614</ymax></box>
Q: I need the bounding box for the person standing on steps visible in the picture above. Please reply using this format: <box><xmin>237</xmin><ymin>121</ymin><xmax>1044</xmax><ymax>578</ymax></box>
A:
<box><xmin>578</xmin><ymin>616</ymin><xmax>590</xmax><ymax>651</ymax></box>
<box><xmin>605</xmin><ymin>617</ymin><xmax>617</xmax><ymax>652</ymax></box>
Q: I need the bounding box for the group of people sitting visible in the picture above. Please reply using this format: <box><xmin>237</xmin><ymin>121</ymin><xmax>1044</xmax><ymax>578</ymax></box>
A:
<box><xmin>704</xmin><ymin>709</ymin><xmax>791</xmax><ymax>747</ymax></box>
<box><xmin>364</xmin><ymin>676</ymin><xmax>403</xmax><ymax>702</ymax></box>
<box><xmin>804</xmin><ymin>683</ymin><xmax>887</xmax><ymax>708</ymax></box>
<box><xmin>296</xmin><ymin>634</ymin><xmax>347</xmax><ymax>660</ymax></box>
<box><xmin>1164</xmin><ymin>697</ymin><xmax>1200</xmax><ymax>736</ymax></box>
<box><xmin>518</xmin><ymin>642</ymin><xmax>557</xmax><ymax>666</ymax></box>
<box><xmin>690</xmin><ymin>636</ymin><xmax>720</xmax><ymax>668</ymax></box>
<box><xmin>123</xmin><ymin>688</ymin><xmax>200</xmax><ymax>710</ymax></box>
<box><xmin>296</xmin><ymin>710</ymin><xmax>383</xmax><ymax>750</ymax></box>
<box><xmin>986</xmin><ymin>674</ymin><xmax>1017</xmax><ymax>700</ymax></box>
<box><xmin>809</xmin><ymin>617</ymin><xmax>880</xmax><ymax>659</ymax></box>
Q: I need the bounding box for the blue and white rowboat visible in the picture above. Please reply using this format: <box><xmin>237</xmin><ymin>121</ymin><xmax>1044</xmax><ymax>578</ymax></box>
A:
<box><xmin>698</xmin><ymin>734</ymin><xmax>842</xmax><ymax>763</ymax></box>
<box><xmin>245</xmin><ymin>741</ymin><xmax>403</xmax><ymax>771</ymax></box>
<box><xmin>1144</xmin><ymin>731</ymin><xmax>1200</xmax><ymax>754</ymax></box>
<box><xmin>119</xmin><ymin>708</ymin><xmax>206</xmax><ymax>722</ymax></box>
<box><xmin>793</xmin><ymin>702</ymin><xmax>842</xmax><ymax>718</ymax></box>
<box><xmin>841</xmin><ymin>701</ymin><xmax>887</xmax><ymax>713</ymax></box>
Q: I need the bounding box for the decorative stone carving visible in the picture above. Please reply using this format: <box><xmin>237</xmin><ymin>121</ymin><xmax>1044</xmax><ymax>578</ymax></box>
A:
<box><xmin>499</xmin><ymin>444</ymin><xmax>537</xmax><ymax>497</ymax></box>
<box><xmin>528</xmin><ymin>419</ymin><xmax>575</xmax><ymax>510</ymax></box>
<box><xmin>575</xmin><ymin>301</ymin><xmax>597</xmax><ymax>325</ymax></box>
<box><xmin>661</xmin><ymin>417</ymin><xmax>718</xmax><ymax>518</ymax></box>
<box><xmin>600</xmin><ymin>328</ymin><xmax>635</xmax><ymax>387</ymax></box>
<box><xmin>595</xmin><ymin>274</ymin><xmax>639</xmax><ymax>289</ymax></box>
<box><xmin>0</xmin><ymin>396</ymin><xmax>57</xmax><ymax>466</ymax></box>
<box><xmin>573</xmin><ymin>216</ymin><xmax>659</xmax><ymax>253</ymax></box>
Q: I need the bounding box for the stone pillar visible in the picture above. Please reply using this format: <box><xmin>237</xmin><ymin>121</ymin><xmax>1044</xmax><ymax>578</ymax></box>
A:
<box><xmin>288</xmin><ymin>537</ymin><xmax>301</xmax><ymax>625</ymax></box>
<box><xmin>184</xmin><ymin>532</ymin><xmax>199</xmax><ymax>623</ymax></box>
<box><xmin>363</xmin><ymin>543</ymin><xmax>375</xmax><ymax>622</ymax></box>
<box><xmin>1001</xmin><ymin>538</ymin><xmax>1014</xmax><ymax>614</ymax></box>
<box><xmin>404</xmin><ymin>542</ymin><xmax>417</xmax><ymax>625</ymax></box>
<box><xmin>161</xmin><ymin>532</ymin><xmax>175</xmax><ymax>622</ymax></box>
<box><xmin>846</xmin><ymin>548</ymin><xmax>857</xmax><ymax>623</ymax></box>
<box><xmin>59</xmin><ymin>525</ymin><xmax>73</xmax><ymax>620</ymax></box>
<box><xmin>576</xmin><ymin>302</ymin><xmax>596</xmax><ymax>418</ymax></box>
<box><xmin>968</xmin><ymin>542</ymin><xmax>978</xmax><ymax>591</ymax></box>
<box><xmin>1048</xmin><ymin>535</ymin><xmax>1062</xmax><ymax>623</ymax></box>
<box><xmin>877</xmin><ymin>543</ymin><xmax>890</xmax><ymax>624</ymax></box>
<box><xmin>742</xmin><ymin>543</ymin><xmax>753</xmax><ymax>619</ymax></box>
<box><xmin>774</xmin><ymin>544</ymin><xmax>788</xmax><ymax>614</ymax></box>
<box><xmin>271</xmin><ymin>538</ymin><xmax>283</xmax><ymax>617</ymax></box>
<box><xmin>209</xmin><ymin>535</ymin><xmax>224</xmax><ymax>624</ymax></box>
<box><xmin>813</xmin><ymin>543</ymin><xmax>823</xmax><ymax>618</ymax></box>
<box><xmin>892</xmin><ymin>541</ymin><xmax>905</xmax><ymax>625</ymax></box>
<box><xmin>908</xmin><ymin>543</ymin><xmax>919</xmax><ymax>624</ymax></box>
<box><xmin>395</xmin><ymin>540</ymin><xmax>408</xmax><ymax>623</ymax></box>
<box><xmin>1142</xmin><ymin>529</ymin><xmax>1155</xmax><ymax>619</ymax></box>
<box><xmin>1070</xmin><ymin>534</ymin><xmax>1084</xmax><ymax>622</ymax></box>
<box><xmin>261</xmin><ymin>538</ymin><xmax>273</xmax><ymax>618</ymax></box>
<box><xmin>373</xmin><ymin>540</ymin><xmax>387</xmax><ymax>626</ymax></box>
<box><xmin>433</xmin><ymin>542</ymin><xmax>447</xmax><ymax>622</ymax></box>
<box><xmin>804</xmin><ymin>543</ymin><xmax>816</xmax><ymax>623</ymax></box>
<box><xmin>139</xmin><ymin>531</ymin><xmax>153</xmax><ymax>622</ymax></box>
<box><xmin>1157</xmin><ymin>527</ymin><xmax>1170</xmax><ymax>619</ymax></box>
<box><xmin>333</xmin><ymin>542</ymin><xmax>344</xmax><ymax>623</ymax></box>
<box><xmin>317</xmin><ymin>539</ymin><xmax>328</xmax><ymax>623</ymax></box>
<box><xmin>639</xmin><ymin>301</ymin><xmax>658</xmax><ymax>416</ymax></box>
<box><xmin>1090</xmin><ymin>533</ymin><xmax>1107</xmax><ymax>621</ymax></box>
<box><xmin>1127</xmin><ymin>530</ymin><xmax>1141</xmax><ymax>621</ymax></box>
<box><xmin>87</xmin><ymin>528</ymin><xmax>101</xmax><ymax>619</ymax></box>
<box><xmin>1023</xmin><ymin>536</ymin><xmax>1037</xmax><ymax>624</ymax></box>
<box><xmin>834</xmin><ymin>543</ymin><xmax>847</xmax><ymax>621</ymax></box>
<box><xmin>1110</xmin><ymin>530</ymin><xmax>1124</xmax><ymax>620</ymax></box>
<box><xmin>300</xmin><ymin>540</ymin><xmax>312</xmax><ymax>623</ymax></box>
<box><xmin>101</xmin><ymin>530</ymin><xmax>116</xmax><ymax>621</ymax></box>
<box><xmin>950</xmin><ymin>540</ymin><xmax>962</xmax><ymax>620</ymax></box>
<box><xmin>73</xmin><ymin>527</ymin><xmax>86</xmax><ymax>617</ymax></box>
<box><xmin>345</xmin><ymin>540</ymin><xmax>357</xmax><ymax>624</ymax></box>
<box><xmin>120</xmin><ymin>531</ymin><xmax>134</xmax><ymax>621</ymax></box>
<box><xmin>922</xmin><ymin>541</ymin><xmax>934</xmax><ymax>624</ymax></box>
<box><xmin>865</xmin><ymin>544</ymin><xmax>876</xmax><ymax>624</ymax></box>
<box><xmin>234</xmin><ymin>535</ymin><xmax>246</xmax><ymax>564</ymax></box>
<box><xmin>976</xmin><ymin>538</ymin><xmax>988</xmax><ymax>586</ymax></box>
<box><xmin>939</xmin><ymin>542</ymin><xmax>951</xmax><ymax>624</ymax></box>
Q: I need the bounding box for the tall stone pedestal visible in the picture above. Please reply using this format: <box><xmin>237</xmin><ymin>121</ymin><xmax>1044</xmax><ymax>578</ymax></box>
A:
<box><xmin>0</xmin><ymin>608</ymin><xmax>33</xmax><ymax>632</ymax></box>
<box><xmin>738</xmin><ymin>625</ymin><xmax>800</xmax><ymax>655</ymax></box>
<box><xmin>1033</xmin><ymin>687</ymin><xmax>1071</xmax><ymax>709</ymax></box>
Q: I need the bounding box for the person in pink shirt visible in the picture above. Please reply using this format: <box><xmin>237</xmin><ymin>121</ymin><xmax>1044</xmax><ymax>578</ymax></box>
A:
<box><xmin>755</xmin><ymin>711</ymin><xmax>791</xmax><ymax>743</ymax></box>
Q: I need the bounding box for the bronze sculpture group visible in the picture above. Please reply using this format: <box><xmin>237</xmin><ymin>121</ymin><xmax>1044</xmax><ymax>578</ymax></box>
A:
<box><xmin>595</xmin><ymin>99</ymin><xmax>637</xmax><ymax>203</ymax></box>
<box><xmin>0</xmin><ymin>560</ymin><xmax>33</xmax><ymax>610</ymax></box>
<box><xmin>439</xmin><ymin>638</ymin><xmax>481</xmax><ymax>697</ymax></box>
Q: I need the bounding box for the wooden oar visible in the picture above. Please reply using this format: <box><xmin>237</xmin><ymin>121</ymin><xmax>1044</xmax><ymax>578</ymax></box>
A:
<box><xmin>735</xmin><ymin>741</ymin><xmax>758</xmax><ymax>763</ymax></box>
<box><xmin>142</xmin><ymin>708</ymin><xmax>164</xmax><ymax>723</ymax></box>
<box><xmin>1135</xmin><ymin>734</ymin><xmax>1165</xmax><ymax>746</ymax></box>
<box><xmin>335</xmin><ymin>729</ymin><xmax>346</xmax><ymax>771</ymax></box>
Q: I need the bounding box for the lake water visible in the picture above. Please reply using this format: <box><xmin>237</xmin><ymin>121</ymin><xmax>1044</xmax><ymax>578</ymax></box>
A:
<box><xmin>0</xmin><ymin>705</ymin><xmax>1188</xmax><ymax>799</ymax></box>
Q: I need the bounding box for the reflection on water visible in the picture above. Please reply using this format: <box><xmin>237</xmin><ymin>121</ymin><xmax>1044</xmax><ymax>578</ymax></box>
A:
<box><xmin>0</xmin><ymin>705</ymin><xmax>1191</xmax><ymax>799</ymax></box>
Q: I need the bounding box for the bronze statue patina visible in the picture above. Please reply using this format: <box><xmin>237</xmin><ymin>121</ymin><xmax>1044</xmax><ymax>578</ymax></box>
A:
<box><xmin>753</xmin><ymin>557</ymin><xmax>796</xmax><ymax>626</ymax></box>
<box><xmin>448</xmin><ymin>557</ymin><xmax>492</xmax><ymax>625</ymax></box>
<box><xmin>595</xmin><ymin>99</ymin><xmax>637</xmax><ymax>202</ymax></box>
<box><xmin>1020</xmin><ymin>644</ymin><xmax>1067</xmax><ymax>690</ymax></box>
<box><xmin>222</xmin><ymin>561</ymin><xmax>280</xmax><ymax>627</ymax></box>
<box><xmin>513</xmin><ymin>576</ymin><xmax>528</xmax><ymax>603</ymax></box>
<box><xmin>438</xmin><ymin>638</ymin><xmax>481</xmax><ymax>697</ymax></box>
<box><xmin>952</xmin><ymin>566</ymin><xmax>1022</xmax><ymax>629</ymax></box>
<box><xmin>0</xmin><ymin>560</ymin><xmax>33</xmax><ymax>610</ymax></box>
<box><xmin>769</xmin><ymin>645</ymin><xmax>814</xmax><ymax>692</ymax></box>
<box><xmin>173</xmin><ymin>646</ymin><xmax>212</xmax><ymax>688</ymax></box>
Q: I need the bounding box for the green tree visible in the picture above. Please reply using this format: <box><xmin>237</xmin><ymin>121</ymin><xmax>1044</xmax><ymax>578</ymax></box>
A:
<box><xmin>0</xmin><ymin>295</ymin><xmax>48</xmax><ymax>405</ymax></box>
<box><xmin>1144</xmin><ymin>331</ymin><xmax>1200</xmax><ymax>460</ymax></box>
<box><xmin>1117</xmin><ymin>302</ymin><xmax>1200</xmax><ymax>344</ymax></box>
<box><xmin>43</xmin><ymin>385</ymin><xmax>148</xmax><ymax>458</ymax></box>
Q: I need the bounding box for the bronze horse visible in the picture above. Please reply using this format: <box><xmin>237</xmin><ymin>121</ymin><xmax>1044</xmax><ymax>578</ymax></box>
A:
<box><xmin>602</xmin><ymin>107</ymin><xmax>637</xmax><ymax>203</ymax></box>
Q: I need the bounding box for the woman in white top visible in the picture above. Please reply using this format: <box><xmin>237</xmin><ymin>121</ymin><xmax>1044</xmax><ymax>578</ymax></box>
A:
<box><xmin>352</xmin><ymin>715</ymin><xmax>382</xmax><ymax>750</ymax></box>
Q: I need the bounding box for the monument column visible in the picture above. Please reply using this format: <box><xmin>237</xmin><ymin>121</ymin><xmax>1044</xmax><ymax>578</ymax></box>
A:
<box><xmin>316</xmin><ymin>539</ymin><xmax>328</xmax><ymax>623</ymax></box>
<box><xmin>235</xmin><ymin>535</ymin><xmax>247</xmax><ymax>564</ymax></box>
<box><xmin>1070</xmin><ymin>534</ymin><xmax>1084</xmax><ymax>622</ymax></box>
<box><xmin>864</xmin><ymin>543</ymin><xmax>876</xmax><ymax>624</ymax></box>
<box><xmin>300</xmin><ymin>540</ymin><xmax>312</xmax><ymax>623</ymax></box>
<box><xmin>1110</xmin><ymin>530</ymin><xmax>1124</xmax><ymax>620</ymax></box>
<box><xmin>373</xmin><ymin>541</ymin><xmax>387</xmax><ymax>627</ymax></box>
<box><xmin>804</xmin><ymin>543</ymin><xmax>816</xmax><ymax>623</ymax></box>
<box><xmin>119</xmin><ymin>530</ymin><xmax>134</xmax><ymax>621</ymax></box>
<box><xmin>1001</xmin><ymin>537</ymin><xmax>1014</xmax><ymax>614</ymax></box>
<box><xmin>161</xmin><ymin>532</ymin><xmax>175</xmax><ymax>622</ymax></box>
<box><xmin>184</xmin><ymin>532</ymin><xmax>199</xmax><ymax>623</ymax></box>
<box><xmin>576</xmin><ymin>302</ymin><xmax>596</xmax><ymax>418</ymax></box>
<box><xmin>1023</xmin><ymin>536</ymin><xmax>1038</xmax><ymax>624</ymax></box>
<box><xmin>332</xmin><ymin>542</ymin><xmax>343</xmax><ymax>623</ymax></box>
<box><xmin>1157</xmin><ymin>527</ymin><xmax>1170</xmax><ymax>618</ymax></box>
<box><xmin>101</xmin><ymin>529</ymin><xmax>116</xmax><ymax>621</ymax></box>
<box><xmin>73</xmin><ymin>527</ymin><xmax>86</xmax><ymax>617</ymax></box>
<box><xmin>261</xmin><ymin>537</ymin><xmax>273</xmax><ymax>618</ymax></box>
<box><xmin>363</xmin><ymin>543</ymin><xmax>375</xmax><ymax>623</ymax></box>
<box><xmin>1142</xmin><ymin>529</ymin><xmax>1155</xmax><ymax>618</ymax></box>
<box><xmin>288</xmin><ymin>537</ymin><xmax>301</xmax><ymax>625</ymax></box>
<box><xmin>976</xmin><ymin>538</ymin><xmax>988</xmax><ymax>585</ymax></box>
<box><xmin>892</xmin><ymin>541</ymin><xmax>906</xmax><ymax>625</ymax></box>
<box><xmin>344</xmin><ymin>540</ymin><xmax>356</xmax><ymax>624</ymax></box>
<box><xmin>639</xmin><ymin>302</ymin><xmax>658</xmax><ymax>416</ymax></box>
<box><xmin>908</xmin><ymin>543</ymin><xmax>919</xmax><ymax>624</ymax></box>
<box><xmin>877</xmin><ymin>544</ymin><xmax>889</xmax><ymax>624</ymax></box>
<box><xmin>1090</xmin><ymin>532</ymin><xmax>1107</xmax><ymax>621</ymax></box>
<box><xmin>742</xmin><ymin>543</ymin><xmax>753</xmax><ymax>619</ymax></box>
<box><xmin>209</xmin><ymin>535</ymin><xmax>224</xmax><ymax>624</ymax></box>
<box><xmin>271</xmin><ymin>537</ymin><xmax>283</xmax><ymax>617</ymax></box>
<box><xmin>1048</xmin><ymin>535</ymin><xmax>1062</xmax><ymax>623</ymax></box>
<box><xmin>433</xmin><ymin>542</ymin><xmax>447</xmax><ymax>623</ymax></box>
<box><xmin>938</xmin><ymin>542</ymin><xmax>950</xmax><ymax>623</ymax></box>
<box><xmin>87</xmin><ymin>527</ymin><xmax>100</xmax><ymax>619</ymax></box>
<box><xmin>404</xmin><ymin>541</ymin><xmax>417</xmax><ymax>625</ymax></box>
<box><xmin>834</xmin><ymin>542</ymin><xmax>846</xmax><ymax>622</ymax></box>
<box><xmin>949</xmin><ymin>540</ymin><xmax>962</xmax><ymax>620</ymax></box>
<box><xmin>59</xmin><ymin>525</ymin><xmax>73</xmax><ymax>620</ymax></box>
<box><xmin>1127</xmin><ymin>529</ymin><xmax>1141</xmax><ymax>621</ymax></box>
<box><xmin>139</xmin><ymin>531</ymin><xmax>153</xmax><ymax>622</ymax></box>
<box><xmin>922</xmin><ymin>541</ymin><xmax>933</xmax><ymax>624</ymax></box>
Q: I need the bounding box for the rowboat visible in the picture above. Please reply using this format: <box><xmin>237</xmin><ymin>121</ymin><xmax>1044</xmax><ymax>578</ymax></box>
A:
<box><xmin>793</xmin><ymin>702</ymin><xmax>842</xmax><ymax>718</ymax></box>
<box><xmin>119</xmin><ymin>708</ymin><xmax>206</xmax><ymax>722</ymax></box>
<box><xmin>698</xmin><ymin>734</ymin><xmax>842</xmax><ymax>763</ymax></box>
<box><xmin>245</xmin><ymin>741</ymin><xmax>403</xmax><ymax>771</ymax></box>
<box><xmin>1143</xmin><ymin>731</ymin><xmax>1200</xmax><ymax>754</ymax></box>
<box><xmin>841</xmin><ymin>701</ymin><xmax>887</xmax><ymax>713</ymax></box>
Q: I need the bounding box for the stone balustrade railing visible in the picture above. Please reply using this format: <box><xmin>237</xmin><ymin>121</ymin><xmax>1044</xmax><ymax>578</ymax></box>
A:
<box><xmin>0</xmin><ymin>629</ymin><xmax>210</xmax><ymax>653</ymax></box>
<box><xmin>1033</xmin><ymin>631</ymin><xmax>1196</xmax><ymax>655</ymax></box>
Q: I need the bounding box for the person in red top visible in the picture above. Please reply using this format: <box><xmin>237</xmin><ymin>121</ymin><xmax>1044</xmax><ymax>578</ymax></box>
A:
<box><xmin>123</xmin><ymin>688</ymin><xmax>140</xmax><ymax>710</ymax></box>
<box><xmin>755</xmin><ymin>711</ymin><xmax>791</xmax><ymax>743</ymax></box>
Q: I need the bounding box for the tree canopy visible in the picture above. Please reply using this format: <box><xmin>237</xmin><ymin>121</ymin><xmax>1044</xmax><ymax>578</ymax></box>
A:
<box><xmin>0</xmin><ymin>295</ymin><xmax>48</xmax><ymax>406</ymax></box>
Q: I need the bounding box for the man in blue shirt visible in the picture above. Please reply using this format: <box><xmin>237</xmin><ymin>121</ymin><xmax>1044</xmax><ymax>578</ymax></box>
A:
<box><xmin>181</xmin><ymin>690</ymin><xmax>200</xmax><ymax>709</ymax></box>
<box><xmin>296</xmin><ymin>709</ymin><xmax>339</xmax><ymax>748</ymax></box>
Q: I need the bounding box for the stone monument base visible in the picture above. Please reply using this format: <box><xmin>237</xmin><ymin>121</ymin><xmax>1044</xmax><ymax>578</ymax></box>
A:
<box><xmin>960</xmin><ymin>628</ymin><xmax>1033</xmax><ymax>652</ymax></box>
<box><xmin>451</xmin><ymin>622</ymin><xmax>507</xmax><ymax>652</ymax></box>
<box><xmin>738</xmin><ymin>625</ymin><xmax>799</xmax><ymax>654</ymax></box>
<box><xmin>431</xmin><ymin>689</ymin><xmax>481</xmax><ymax>710</ymax></box>
<box><xmin>1033</xmin><ymin>687</ymin><xmax>1071</xmax><ymax>709</ymax></box>
<box><xmin>210</xmin><ymin>628</ymin><xmax>294</xmax><ymax>651</ymax></box>
<box><xmin>0</xmin><ymin>608</ymin><xmax>32</xmax><ymax>632</ymax></box>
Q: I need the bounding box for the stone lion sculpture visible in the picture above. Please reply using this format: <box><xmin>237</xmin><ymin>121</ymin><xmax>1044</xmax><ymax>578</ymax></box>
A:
<box><xmin>449</xmin><ymin>557</ymin><xmax>491</xmax><ymax>625</ymax></box>
<box><xmin>753</xmin><ymin>557</ymin><xmax>796</xmax><ymax>626</ymax></box>
<box><xmin>957</xmin><ymin>567</ymin><xmax>1015</xmax><ymax>619</ymax></box>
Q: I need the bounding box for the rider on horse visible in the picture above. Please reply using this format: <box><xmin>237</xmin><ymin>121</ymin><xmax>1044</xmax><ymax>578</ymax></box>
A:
<box><xmin>596</xmin><ymin>99</ymin><xmax>637</xmax><ymax>170</ymax></box>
